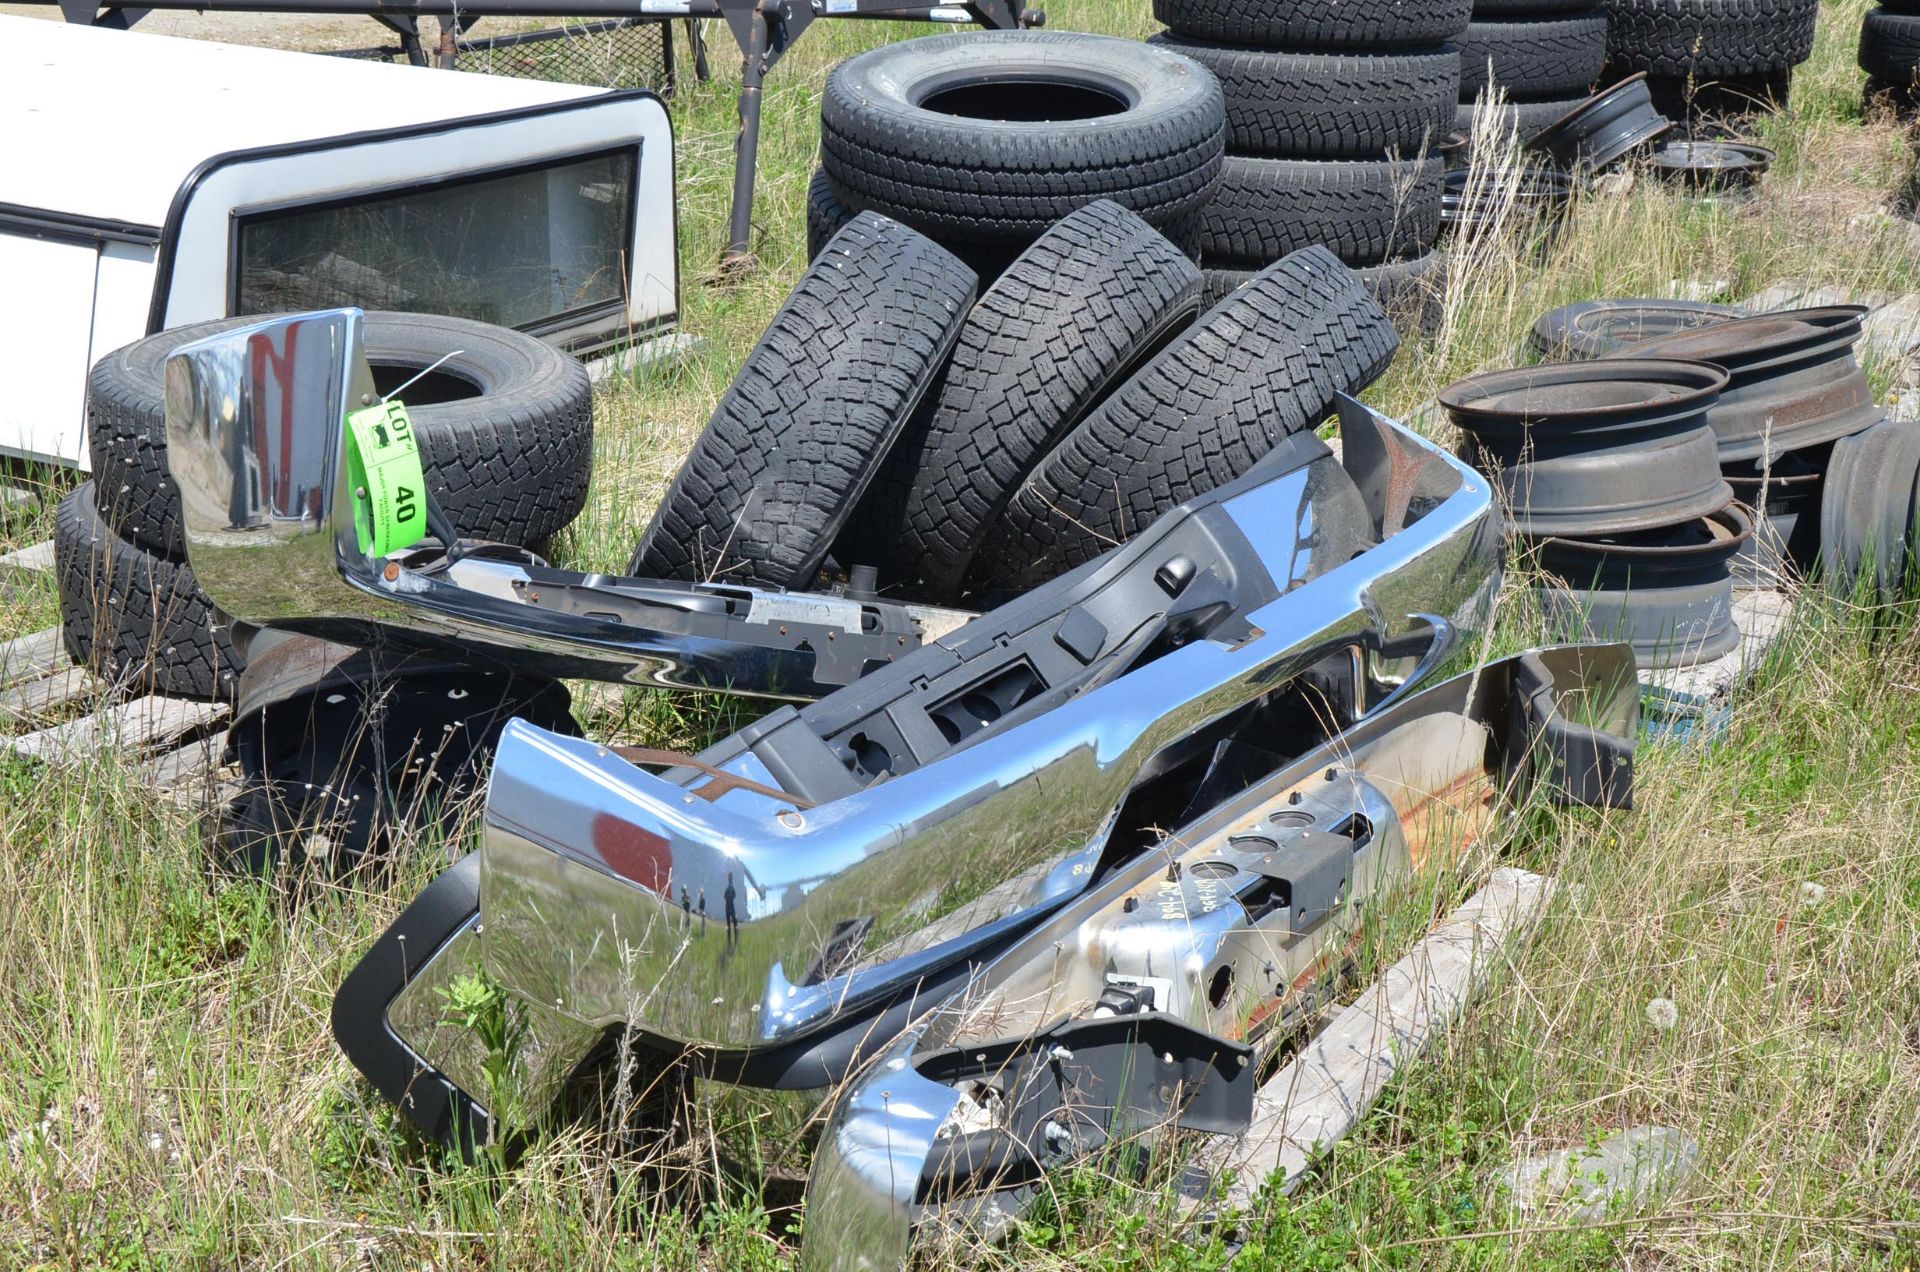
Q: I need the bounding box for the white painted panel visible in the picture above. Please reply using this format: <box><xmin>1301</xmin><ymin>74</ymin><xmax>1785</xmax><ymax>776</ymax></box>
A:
<box><xmin>165</xmin><ymin>95</ymin><xmax>677</xmax><ymax>335</ymax></box>
<box><xmin>2</xmin><ymin>16</ymin><xmax>591</xmax><ymax>228</ymax></box>
<box><xmin>0</xmin><ymin>235</ymin><xmax>99</xmax><ymax>466</ymax></box>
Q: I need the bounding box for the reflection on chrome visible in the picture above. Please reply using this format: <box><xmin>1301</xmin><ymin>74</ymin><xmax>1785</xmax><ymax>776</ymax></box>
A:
<box><xmin>468</xmin><ymin>401</ymin><xmax>1500</xmax><ymax>1054</ymax></box>
<box><xmin>343</xmin><ymin>398</ymin><xmax>1513</xmax><ymax>1146</ymax></box>
<box><xmin>164</xmin><ymin>309</ymin><xmax>973</xmax><ymax>702</ymax></box>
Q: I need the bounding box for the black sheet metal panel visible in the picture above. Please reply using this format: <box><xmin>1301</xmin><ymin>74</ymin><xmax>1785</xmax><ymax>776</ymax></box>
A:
<box><xmin>1531</xmin><ymin>297</ymin><xmax>1742</xmax><ymax>359</ymax></box>
<box><xmin>1525</xmin><ymin>72</ymin><xmax>1672</xmax><ymax>171</ymax></box>
<box><xmin>1610</xmin><ymin>306</ymin><xmax>1886</xmax><ymax>464</ymax></box>
<box><xmin>1440</xmin><ymin>358</ymin><xmax>1733</xmax><ymax>537</ymax></box>
<box><xmin>1535</xmin><ymin>505</ymin><xmax>1752</xmax><ymax>669</ymax></box>
<box><xmin>1820</xmin><ymin>415</ymin><xmax>1920</xmax><ymax>601</ymax></box>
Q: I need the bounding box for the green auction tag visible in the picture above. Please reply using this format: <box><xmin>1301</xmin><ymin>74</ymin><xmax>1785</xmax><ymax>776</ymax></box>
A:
<box><xmin>345</xmin><ymin>400</ymin><xmax>429</xmax><ymax>556</ymax></box>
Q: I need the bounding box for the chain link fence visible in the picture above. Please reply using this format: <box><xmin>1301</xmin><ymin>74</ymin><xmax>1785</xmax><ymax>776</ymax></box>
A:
<box><xmin>331</xmin><ymin>16</ymin><xmax>703</xmax><ymax>94</ymax></box>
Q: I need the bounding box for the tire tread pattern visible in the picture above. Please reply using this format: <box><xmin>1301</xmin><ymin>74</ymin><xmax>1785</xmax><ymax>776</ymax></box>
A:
<box><xmin>1456</xmin><ymin>15</ymin><xmax>1611</xmax><ymax>99</ymax></box>
<box><xmin>976</xmin><ymin>245</ymin><xmax>1400</xmax><ymax>591</ymax></box>
<box><xmin>843</xmin><ymin>201</ymin><xmax>1203</xmax><ymax>603</ymax></box>
<box><xmin>629</xmin><ymin>213</ymin><xmax>977</xmax><ymax>589</ymax></box>
<box><xmin>1153</xmin><ymin>0</ymin><xmax>1472</xmax><ymax>49</ymax></box>
<box><xmin>1601</xmin><ymin>0</ymin><xmax>1820</xmax><ymax>77</ymax></box>
<box><xmin>56</xmin><ymin>481</ymin><xmax>241</xmax><ymax>701</ymax></box>
<box><xmin>1195</xmin><ymin>155</ymin><xmax>1444</xmax><ymax>267</ymax></box>
<box><xmin>1146</xmin><ymin>37</ymin><xmax>1461</xmax><ymax>159</ymax></box>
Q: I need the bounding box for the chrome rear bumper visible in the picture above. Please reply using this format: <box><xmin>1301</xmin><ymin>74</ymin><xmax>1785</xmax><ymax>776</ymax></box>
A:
<box><xmin>334</xmin><ymin>397</ymin><xmax>1506</xmax><ymax>1140</ymax></box>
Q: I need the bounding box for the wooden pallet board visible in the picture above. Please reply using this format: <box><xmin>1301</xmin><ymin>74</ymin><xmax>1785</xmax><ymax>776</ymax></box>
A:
<box><xmin>0</xmin><ymin>628</ymin><xmax>67</xmax><ymax>691</ymax></box>
<box><xmin>8</xmin><ymin>694</ymin><xmax>227</xmax><ymax>764</ymax></box>
<box><xmin>0</xmin><ymin>665</ymin><xmax>102</xmax><ymax>726</ymax></box>
<box><xmin>143</xmin><ymin>734</ymin><xmax>228</xmax><ymax>792</ymax></box>
<box><xmin>0</xmin><ymin>539</ymin><xmax>54</xmax><ymax>576</ymax></box>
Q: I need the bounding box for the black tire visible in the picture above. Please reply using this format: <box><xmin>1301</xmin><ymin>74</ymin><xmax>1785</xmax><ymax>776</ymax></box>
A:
<box><xmin>1601</xmin><ymin>0</ymin><xmax>1820</xmax><ymax>77</ymax></box>
<box><xmin>630</xmin><ymin>213</ymin><xmax>976</xmax><ymax>589</ymax></box>
<box><xmin>1202</xmin><ymin>250</ymin><xmax>1446</xmax><ymax>322</ymax></box>
<box><xmin>1194</xmin><ymin>155</ymin><xmax>1444</xmax><ymax>268</ymax></box>
<box><xmin>55</xmin><ymin>482</ymin><xmax>242</xmax><ymax>701</ymax></box>
<box><xmin>1153</xmin><ymin>0</ymin><xmax>1472</xmax><ymax>49</ymax></box>
<box><xmin>804</xmin><ymin>168</ymin><xmax>1030</xmax><ymax>282</ymax></box>
<box><xmin>1457</xmin><ymin>15</ymin><xmax>1610</xmax><ymax>100</ymax></box>
<box><xmin>219</xmin><ymin>665</ymin><xmax>577</xmax><ymax>874</ymax></box>
<box><xmin>976</xmin><ymin>245</ymin><xmax>1400</xmax><ymax>592</ymax></box>
<box><xmin>1862</xmin><ymin>9</ymin><xmax>1920</xmax><ymax>85</ymax></box>
<box><xmin>1454</xmin><ymin>92</ymin><xmax>1596</xmax><ymax>144</ymax></box>
<box><xmin>87</xmin><ymin>312</ymin><xmax>593</xmax><ymax>556</ymax></box>
<box><xmin>818</xmin><ymin>33</ymin><xmax>1225</xmax><ymax>248</ymax></box>
<box><xmin>1474</xmin><ymin>0</ymin><xmax>1597</xmax><ymax>11</ymax></box>
<box><xmin>1636</xmin><ymin>66</ymin><xmax>1795</xmax><ymax>120</ymax></box>
<box><xmin>838</xmin><ymin>201</ymin><xmax>1203</xmax><ymax>606</ymax></box>
<box><xmin>1145</xmin><ymin>36</ymin><xmax>1461</xmax><ymax>160</ymax></box>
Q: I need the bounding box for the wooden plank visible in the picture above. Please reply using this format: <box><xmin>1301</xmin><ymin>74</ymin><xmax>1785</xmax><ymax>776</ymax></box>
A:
<box><xmin>8</xmin><ymin>695</ymin><xmax>227</xmax><ymax>764</ymax></box>
<box><xmin>1183</xmin><ymin>868</ymin><xmax>1554</xmax><ymax>1210</ymax></box>
<box><xmin>143</xmin><ymin>733</ymin><xmax>227</xmax><ymax>792</ymax></box>
<box><xmin>0</xmin><ymin>628</ymin><xmax>66</xmax><ymax>691</ymax></box>
<box><xmin>0</xmin><ymin>666</ymin><xmax>102</xmax><ymax>727</ymax></box>
<box><xmin>0</xmin><ymin>540</ymin><xmax>54</xmax><ymax>576</ymax></box>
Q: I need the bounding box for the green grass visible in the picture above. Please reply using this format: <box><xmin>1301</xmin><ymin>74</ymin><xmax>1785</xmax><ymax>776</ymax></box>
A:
<box><xmin>5</xmin><ymin>0</ymin><xmax>1920</xmax><ymax>1267</ymax></box>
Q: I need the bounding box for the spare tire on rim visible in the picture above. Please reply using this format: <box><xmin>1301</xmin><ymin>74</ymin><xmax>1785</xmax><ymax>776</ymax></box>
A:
<box><xmin>87</xmin><ymin>312</ymin><xmax>595</xmax><ymax>556</ymax></box>
<box><xmin>629</xmin><ymin>213</ymin><xmax>976</xmax><ymax>590</ymax></box>
<box><xmin>818</xmin><ymin>32</ymin><xmax>1225</xmax><ymax>253</ymax></box>
<box><xmin>837</xmin><ymin>200</ymin><xmax>1203</xmax><ymax>606</ymax></box>
<box><xmin>975</xmin><ymin>244</ymin><xmax>1401</xmax><ymax>593</ymax></box>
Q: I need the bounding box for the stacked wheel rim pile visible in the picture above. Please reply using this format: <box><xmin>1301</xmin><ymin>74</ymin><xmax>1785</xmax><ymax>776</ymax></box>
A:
<box><xmin>1454</xmin><ymin>0</ymin><xmax>1610</xmax><ymax>149</ymax></box>
<box><xmin>1862</xmin><ymin>3</ymin><xmax>1920</xmax><ymax>112</ymax></box>
<box><xmin>56</xmin><ymin>312</ymin><xmax>596</xmax><ymax>701</ymax></box>
<box><xmin>1143</xmin><ymin>0</ymin><xmax>1466</xmax><ymax>324</ymax></box>
<box><xmin>1603</xmin><ymin>306</ymin><xmax>1915</xmax><ymax>600</ymax></box>
<box><xmin>1453</xmin><ymin>299</ymin><xmax>1914</xmax><ymax>669</ymax></box>
<box><xmin>635</xmin><ymin>205</ymin><xmax>1401</xmax><ymax>607</ymax></box>
<box><xmin>1442</xmin><ymin>357</ymin><xmax>1751</xmax><ymax>669</ymax></box>
<box><xmin>1599</xmin><ymin>0</ymin><xmax>1820</xmax><ymax>121</ymax></box>
<box><xmin>807</xmin><ymin>31</ymin><xmax>1226</xmax><ymax>282</ymax></box>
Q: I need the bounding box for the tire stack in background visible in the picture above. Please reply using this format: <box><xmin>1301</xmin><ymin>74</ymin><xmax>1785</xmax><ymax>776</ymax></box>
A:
<box><xmin>1144</xmin><ymin>0</ymin><xmax>1470</xmax><ymax>325</ymax></box>
<box><xmin>55</xmin><ymin>313</ymin><xmax>596</xmax><ymax>702</ymax></box>
<box><xmin>1862</xmin><ymin>4</ymin><xmax>1920</xmax><ymax>115</ymax></box>
<box><xmin>1454</xmin><ymin>0</ymin><xmax>1609</xmax><ymax>148</ymax></box>
<box><xmin>1599</xmin><ymin>0</ymin><xmax>1820</xmax><ymax>122</ymax></box>
<box><xmin>808</xmin><ymin>31</ymin><xmax>1227</xmax><ymax>283</ymax></box>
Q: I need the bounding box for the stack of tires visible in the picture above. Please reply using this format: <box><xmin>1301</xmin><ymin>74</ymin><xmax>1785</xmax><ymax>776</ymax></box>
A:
<box><xmin>1453</xmin><ymin>0</ymin><xmax>1609</xmax><ymax>144</ymax></box>
<box><xmin>56</xmin><ymin>313</ymin><xmax>596</xmax><ymax>702</ymax></box>
<box><xmin>1600</xmin><ymin>0</ymin><xmax>1820</xmax><ymax>119</ymax></box>
<box><xmin>1143</xmin><ymin>0</ymin><xmax>1468</xmax><ymax>321</ymax></box>
<box><xmin>1862</xmin><ymin>5</ymin><xmax>1920</xmax><ymax>113</ymax></box>
<box><xmin>807</xmin><ymin>31</ymin><xmax>1227</xmax><ymax>282</ymax></box>
<box><xmin>636</xmin><ymin>205</ymin><xmax>1401</xmax><ymax>608</ymax></box>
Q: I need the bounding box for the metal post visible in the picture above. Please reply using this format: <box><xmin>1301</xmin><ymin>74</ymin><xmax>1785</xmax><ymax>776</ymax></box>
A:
<box><xmin>719</xmin><ymin>1</ymin><xmax>769</xmax><ymax>274</ymax></box>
